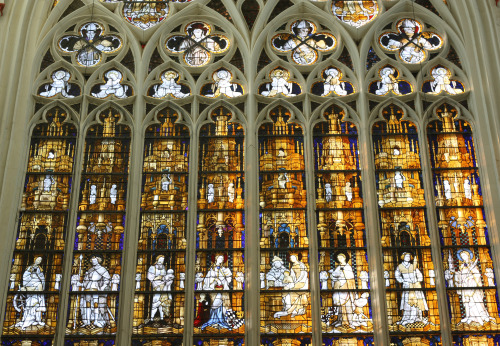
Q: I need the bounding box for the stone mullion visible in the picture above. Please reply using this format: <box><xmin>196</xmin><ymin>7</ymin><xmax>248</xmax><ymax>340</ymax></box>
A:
<box><xmin>303</xmin><ymin>100</ymin><xmax>323</xmax><ymax>346</ymax></box>
<box><xmin>183</xmin><ymin>98</ymin><xmax>199</xmax><ymax>346</ymax></box>
<box><xmin>358</xmin><ymin>98</ymin><xmax>390</xmax><ymax>345</ymax></box>
<box><xmin>245</xmin><ymin>93</ymin><xmax>260</xmax><ymax>346</ymax></box>
<box><xmin>415</xmin><ymin>99</ymin><xmax>453</xmax><ymax>346</ymax></box>
<box><xmin>115</xmin><ymin>110</ymin><xmax>144</xmax><ymax>344</ymax></box>
<box><xmin>53</xmin><ymin>103</ymin><xmax>88</xmax><ymax>346</ymax></box>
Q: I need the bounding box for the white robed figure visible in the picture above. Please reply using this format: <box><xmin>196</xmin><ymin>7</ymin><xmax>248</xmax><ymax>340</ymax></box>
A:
<box><xmin>15</xmin><ymin>257</ymin><xmax>46</xmax><ymax>330</ymax></box>
<box><xmin>201</xmin><ymin>255</ymin><xmax>233</xmax><ymax>329</ymax></box>
<box><xmin>79</xmin><ymin>256</ymin><xmax>112</xmax><ymax>328</ymax></box>
<box><xmin>454</xmin><ymin>249</ymin><xmax>494</xmax><ymax>325</ymax></box>
<box><xmin>274</xmin><ymin>255</ymin><xmax>309</xmax><ymax>318</ymax></box>
<box><xmin>395</xmin><ymin>253</ymin><xmax>429</xmax><ymax>326</ymax></box>
<box><xmin>147</xmin><ymin>255</ymin><xmax>174</xmax><ymax>320</ymax></box>
<box><xmin>330</xmin><ymin>252</ymin><xmax>359</xmax><ymax>328</ymax></box>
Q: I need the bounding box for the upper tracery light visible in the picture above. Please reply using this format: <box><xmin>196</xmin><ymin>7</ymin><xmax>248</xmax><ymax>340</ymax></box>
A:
<box><xmin>58</xmin><ymin>22</ymin><xmax>122</xmax><ymax>67</ymax></box>
<box><xmin>379</xmin><ymin>19</ymin><xmax>443</xmax><ymax>64</ymax></box>
<box><xmin>148</xmin><ymin>70</ymin><xmax>191</xmax><ymax>99</ymax></box>
<box><xmin>422</xmin><ymin>66</ymin><xmax>464</xmax><ymax>95</ymax></box>
<box><xmin>311</xmin><ymin>67</ymin><xmax>354</xmax><ymax>97</ymax></box>
<box><xmin>259</xmin><ymin>67</ymin><xmax>302</xmax><ymax>97</ymax></box>
<box><xmin>369</xmin><ymin>66</ymin><xmax>412</xmax><ymax>96</ymax></box>
<box><xmin>91</xmin><ymin>70</ymin><xmax>132</xmax><ymax>99</ymax></box>
<box><xmin>201</xmin><ymin>69</ymin><xmax>244</xmax><ymax>98</ymax></box>
<box><xmin>271</xmin><ymin>20</ymin><xmax>336</xmax><ymax>66</ymax></box>
<box><xmin>38</xmin><ymin>69</ymin><xmax>80</xmax><ymax>98</ymax></box>
<box><xmin>165</xmin><ymin>22</ymin><xmax>230</xmax><ymax>67</ymax></box>
<box><xmin>332</xmin><ymin>1</ymin><xmax>379</xmax><ymax>28</ymax></box>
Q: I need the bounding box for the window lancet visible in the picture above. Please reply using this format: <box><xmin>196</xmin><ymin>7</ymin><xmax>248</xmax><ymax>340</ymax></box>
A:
<box><xmin>2</xmin><ymin>109</ymin><xmax>77</xmax><ymax>345</ymax></box>
<box><xmin>314</xmin><ymin>106</ymin><xmax>374</xmax><ymax>344</ymax></box>
<box><xmin>427</xmin><ymin>104</ymin><xmax>500</xmax><ymax>343</ymax></box>
<box><xmin>372</xmin><ymin>105</ymin><xmax>441</xmax><ymax>344</ymax></box>
<box><xmin>65</xmin><ymin>110</ymin><xmax>131</xmax><ymax>344</ymax></box>
<box><xmin>132</xmin><ymin>110</ymin><xmax>190</xmax><ymax>345</ymax></box>
<box><xmin>259</xmin><ymin>106</ymin><xmax>311</xmax><ymax>345</ymax></box>
<box><xmin>193</xmin><ymin>108</ymin><xmax>245</xmax><ymax>343</ymax></box>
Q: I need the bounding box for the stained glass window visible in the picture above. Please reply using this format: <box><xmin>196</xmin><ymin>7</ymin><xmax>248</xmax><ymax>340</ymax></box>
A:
<box><xmin>2</xmin><ymin>109</ymin><xmax>77</xmax><ymax>345</ymax></box>
<box><xmin>4</xmin><ymin>1</ymin><xmax>500</xmax><ymax>345</ymax></box>
<box><xmin>427</xmin><ymin>104</ymin><xmax>500</xmax><ymax>343</ymax></box>
<box><xmin>65</xmin><ymin>110</ymin><xmax>131</xmax><ymax>344</ymax></box>
<box><xmin>314</xmin><ymin>105</ymin><xmax>374</xmax><ymax>343</ymax></box>
<box><xmin>372</xmin><ymin>105</ymin><xmax>441</xmax><ymax>344</ymax></box>
<box><xmin>193</xmin><ymin>107</ymin><xmax>245</xmax><ymax>341</ymax></box>
<box><xmin>259</xmin><ymin>106</ymin><xmax>311</xmax><ymax>343</ymax></box>
<box><xmin>132</xmin><ymin>110</ymin><xmax>189</xmax><ymax>344</ymax></box>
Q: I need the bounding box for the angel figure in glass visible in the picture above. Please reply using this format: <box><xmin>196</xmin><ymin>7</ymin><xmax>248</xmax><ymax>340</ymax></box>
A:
<box><xmin>166</xmin><ymin>22</ymin><xmax>229</xmax><ymax>67</ymax></box>
<box><xmin>39</xmin><ymin>69</ymin><xmax>79</xmax><ymax>98</ymax></box>
<box><xmin>259</xmin><ymin>68</ymin><xmax>301</xmax><ymax>97</ymax></box>
<box><xmin>369</xmin><ymin>66</ymin><xmax>412</xmax><ymax>96</ymax></box>
<box><xmin>92</xmin><ymin>70</ymin><xmax>130</xmax><ymax>99</ymax></box>
<box><xmin>379</xmin><ymin>19</ymin><xmax>443</xmax><ymax>64</ymax></box>
<box><xmin>150</xmin><ymin>70</ymin><xmax>190</xmax><ymax>99</ymax></box>
<box><xmin>59</xmin><ymin>22</ymin><xmax>122</xmax><ymax>67</ymax></box>
<box><xmin>423</xmin><ymin>66</ymin><xmax>464</xmax><ymax>95</ymax></box>
<box><xmin>201</xmin><ymin>69</ymin><xmax>243</xmax><ymax>98</ymax></box>
<box><xmin>312</xmin><ymin>67</ymin><xmax>354</xmax><ymax>96</ymax></box>
<box><xmin>271</xmin><ymin>20</ymin><xmax>336</xmax><ymax>65</ymax></box>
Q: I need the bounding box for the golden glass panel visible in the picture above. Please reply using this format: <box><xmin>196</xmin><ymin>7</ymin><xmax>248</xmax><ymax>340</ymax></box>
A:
<box><xmin>428</xmin><ymin>105</ymin><xmax>500</xmax><ymax>333</ymax></box>
<box><xmin>372</xmin><ymin>105</ymin><xmax>440</xmax><ymax>337</ymax></box>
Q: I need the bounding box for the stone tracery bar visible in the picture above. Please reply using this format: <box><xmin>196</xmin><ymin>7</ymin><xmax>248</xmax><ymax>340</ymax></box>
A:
<box><xmin>427</xmin><ymin>104</ymin><xmax>500</xmax><ymax>343</ymax></box>
<box><xmin>64</xmin><ymin>110</ymin><xmax>131</xmax><ymax>344</ymax></box>
<box><xmin>371</xmin><ymin>105</ymin><xmax>441</xmax><ymax>344</ymax></box>
<box><xmin>259</xmin><ymin>106</ymin><xmax>312</xmax><ymax>344</ymax></box>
